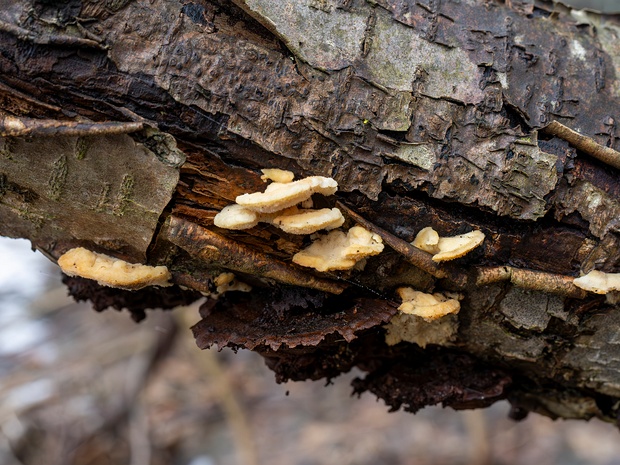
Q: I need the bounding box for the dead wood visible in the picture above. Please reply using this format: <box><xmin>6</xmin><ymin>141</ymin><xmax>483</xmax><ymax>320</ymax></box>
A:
<box><xmin>1</xmin><ymin>0</ymin><xmax>620</xmax><ymax>424</ymax></box>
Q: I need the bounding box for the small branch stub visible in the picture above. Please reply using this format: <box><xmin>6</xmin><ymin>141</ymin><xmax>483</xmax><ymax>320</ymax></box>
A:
<box><xmin>475</xmin><ymin>266</ymin><xmax>587</xmax><ymax>298</ymax></box>
<box><xmin>542</xmin><ymin>121</ymin><xmax>620</xmax><ymax>170</ymax></box>
<box><xmin>0</xmin><ymin>115</ymin><xmax>144</xmax><ymax>138</ymax></box>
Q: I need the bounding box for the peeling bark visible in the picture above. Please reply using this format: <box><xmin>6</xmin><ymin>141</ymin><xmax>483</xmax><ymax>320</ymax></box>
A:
<box><xmin>1</xmin><ymin>0</ymin><xmax>620</xmax><ymax>424</ymax></box>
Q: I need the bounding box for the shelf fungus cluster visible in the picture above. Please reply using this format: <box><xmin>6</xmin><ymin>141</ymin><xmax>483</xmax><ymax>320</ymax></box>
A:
<box><xmin>412</xmin><ymin>227</ymin><xmax>485</xmax><ymax>262</ymax></box>
<box><xmin>384</xmin><ymin>287</ymin><xmax>462</xmax><ymax>348</ymax></box>
<box><xmin>214</xmin><ymin>169</ymin><xmax>384</xmax><ymax>272</ymax></box>
<box><xmin>57</xmin><ymin>247</ymin><xmax>172</xmax><ymax>291</ymax></box>
<box><xmin>396</xmin><ymin>288</ymin><xmax>461</xmax><ymax>321</ymax></box>
<box><xmin>292</xmin><ymin>226</ymin><xmax>384</xmax><ymax>272</ymax></box>
<box><xmin>214</xmin><ymin>169</ymin><xmax>344</xmax><ymax>233</ymax></box>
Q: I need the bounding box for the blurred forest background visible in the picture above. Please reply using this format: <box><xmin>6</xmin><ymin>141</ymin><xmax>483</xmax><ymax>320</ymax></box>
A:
<box><xmin>2</xmin><ymin>1</ymin><xmax>620</xmax><ymax>464</ymax></box>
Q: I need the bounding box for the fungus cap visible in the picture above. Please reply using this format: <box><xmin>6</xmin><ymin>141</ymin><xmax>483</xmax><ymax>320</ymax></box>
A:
<box><xmin>236</xmin><ymin>176</ymin><xmax>338</xmax><ymax>213</ymax></box>
<box><xmin>573</xmin><ymin>270</ymin><xmax>620</xmax><ymax>294</ymax></box>
<box><xmin>57</xmin><ymin>247</ymin><xmax>171</xmax><ymax>290</ymax></box>
<box><xmin>273</xmin><ymin>208</ymin><xmax>345</xmax><ymax>235</ymax></box>
<box><xmin>214</xmin><ymin>272</ymin><xmax>252</xmax><ymax>294</ymax></box>
<box><xmin>342</xmin><ymin>226</ymin><xmax>385</xmax><ymax>258</ymax></box>
<box><xmin>260</xmin><ymin>168</ymin><xmax>295</xmax><ymax>183</ymax></box>
<box><xmin>432</xmin><ymin>230</ymin><xmax>485</xmax><ymax>262</ymax></box>
<box><xmin>292</xmin><ymin>226</ymin><xmax>384</xmax><ymax>272</ymax></box>
<box><xmin>411</xmin><ymin>227</ymin><xmax>440</xmax><ymax>253</ymax></box>
<box><xmin>213</xmin><ymin>204</ymin><xmax>260</xmax><ymax>230</ymax></box>
<box><xmin>396</xmin><ymin>287</ymin><xmax>460</xmax><ymax>321</ymax></box>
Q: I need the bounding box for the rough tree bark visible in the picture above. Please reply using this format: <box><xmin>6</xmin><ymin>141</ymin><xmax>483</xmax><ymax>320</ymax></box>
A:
<box><xmin>1</xmin><ymin>0</ymin><xmax>620</xmax><ymax>424</ymax></box>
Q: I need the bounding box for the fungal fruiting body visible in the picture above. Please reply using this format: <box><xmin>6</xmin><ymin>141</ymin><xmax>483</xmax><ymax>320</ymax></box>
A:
<box><xmin>432</xmin><ymin>230</ymin><xmax>485</xmax><ymax>262</ymax></box>
<box><xmin>214</xmin><ymin>172</ymin><xmax>344</xmax><ymax>235</ymax></box>
<box><xmin>384</xmin><ymin>287</ymin><xmax>461</xmax><ymax>348</ymax></box>
<box><xmin>396</xmin><ymin>287</ymin><xmax>460</xmax><ymax>321</ymax></box>
<box><xmin>214</xmin><ymin>170</ymin><xmax>384</xmax><ymax>270</ymax></box>
<box><xmin>411</xmin><ymin>228</ymin><xmax>485</xmax><ymax>262</ymax></box>
<box><xmin>384</xmin><ymin>313</ymin><xmax>459</xmax><ymax>348</ymax></box>
<box><xmin>213</xmin><ymin>204</ymin><xmax>260</xmax><ymax>230</ymax></box>
<box><xmin>573</xmin><ymin>270</ymin><xmax>620</xmax><ymax>294</ymax></box>
<box><xmin>213</xmin><ymin>272</ymin><xmax>252</xmax><ymax>294</ymax></box>
<box><xmin>411</xmin><ymin>226</ymin><xmax>439</xmax><ymax>253</ymax></box>
<box><xmin>272</xmin><ymin>208</ymin><xmax>344</xmax><ymax>234</ymax></box>
<box><xmin>57</xmin><ymin>247</ymin><xmax>171</xmax><ymax>290</ymax></box>
<box><xmin>292</xmin><ymin>226</ymin><xmax>384</xmax><ymax>272</ymax></box>
<box><xmin>235</xmin><ymin>176</ymin><xmax>338</xmax><ymax>213</ymax></box>
<box><xmin>260</xmin><ymin>168</ymin><xmax>295</xmax><ymax>183</ymax></box>
<box><xmin>214</xmin><ymin>204</ymin><xmax>345</xmax><ymax>234</ymax></box>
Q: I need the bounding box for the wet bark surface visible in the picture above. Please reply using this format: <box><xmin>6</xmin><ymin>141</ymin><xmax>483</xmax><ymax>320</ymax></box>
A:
<box><xmin>1</xmin><ymin>0</ymin><xmax>620</xmax><ymax>423</ymax></box>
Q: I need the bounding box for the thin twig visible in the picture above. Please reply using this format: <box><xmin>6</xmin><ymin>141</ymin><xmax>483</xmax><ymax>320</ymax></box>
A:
<box><xmin>0</xmin><ymin>115</ymin><xmax>144</xmax><ymax>137</ymax></box>
<box><xmin>336</xmin><ymin>201</ymin><xmax>447</xmax><ymax>279</ymax></box>
<box><xmin>178</xmin><ymin>304</ymin><xmax>259</xmax><ymax>465</ymax></box>
<box><xmin>542</xmin><ymin>121</ymin><xmax>620</xmax><ymax>170</ymax></box>
<box><xmin>337</xmin><ymin>202</ymin><xmax>588</xmax><ymax>298</ymax></box>
<box><xmin>164</xmin><ymin>216</ymin><xmax>347</xmax><ymax>294</ymax></box>
<box><xmin>129</xmin><ymin>404</ymin><xmax>151</xmax><ymax>465</ymax></box>
<box><xmin>67</xmin><ymin>314</ymin><xmax>179</xmax><ymax>463</ymax></box>
<box><xmin>0</xmin><ymin>19</ymin><xmax>107</xmax><ymax>50</ymax></box>
<box><xmin>475</xmin><ymin>266</ymin><xmax>587</xmax><ymax>298</ymax></box>
<box><xmin>0</xmin><ymin>81</ymin><xmax>63</xmax><ymax>113</ymax></box>
<box><xmin>463</xmin><ymin>410</ymin><xmax>492</xmax><ymax>465</ymax></box>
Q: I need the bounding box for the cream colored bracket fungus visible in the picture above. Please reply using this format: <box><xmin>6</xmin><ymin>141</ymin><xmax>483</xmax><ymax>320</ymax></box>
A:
<box><xmin>411</xmin><ymin>226</ymin><xmax>439</xmax><ymax>253</ymax></box>
<box><xmin>273</xmin><ymin>207</ymin><xmax>344</xmax><ymax>235</ymax></box>
<box><xmin>214</xmin><ymin>272</ymin><xmax>252</xmax><ymax>294</ymax></box>
<box><xmin>214</xmin><ymin>204</ymin><xmax>344</xmax><ymax>234</ymax></box>
<box><xmin>573</xmin><ymin>270</ymin><xmax>620</xmax><ymax>294</ymax></box>
<box><xmin>384</xmin><ymin>313</ymin><xmax>459</xmax><ymax>348</ymax></box>
<box><xmin>412</xmin><ymin>227</ymin><xmax>485</xmax><ymax>262</ymax></box>
<box><xmin>292</xmin><ymin>226</ymin><xmax>384</xmax><ymax>272</ymax></box>
<box><xmin>214</xmin><ymin>172</ymin><xmax>343</xmax><ymax>235</ymax></box>
<box><xmin>213</xmin><ymin>204</ymin><xmax>260</xmax><ymax>230</ymax></box>
<box><xmin>260</xmin><ymin>168</ymin><xmax>295</xmax><ymax>183</ymax></box>
<box><xmin>396</xmin><ymin>287</ymin><xmax>460</xmax><ymax>321</ymax></box>
<box><xmin>235</xmin><ymin>176</ymin><xmax>338</xmax><ymax>213</ymax></box>
<box><xmin>57</xmin><ymin>247</ymin><xmax>171</xmax><ymax>290</ymax></box>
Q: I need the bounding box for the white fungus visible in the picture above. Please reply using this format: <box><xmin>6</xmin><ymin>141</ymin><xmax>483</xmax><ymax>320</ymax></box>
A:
<box><xmin>272</xmin><ymin>208</ymin><xmax>345</xmax><ymax>235</ymax></box>
<box><xmin>292</xmin><ymin>226</ymin><xmax>384</xmax><ymax>272</ymax></box>
<box><xmin>213</xmin><ymin>204</ymin><xmax>260</xmax><ymax>230</ymax></box>
<box><xmin>215</xmin><ymin>172</ymin><xmax>345</xmax><ymax>236</ymax></box>
<box><xmin>396</xmin><ymin>287</ymin><xmax>460</xmax><ymax>321</ymax></box>
<box><xmin>384</xmin><ymin>313</ymin><xmax>459</xmax><ymax>348</ymax></box>
<box><xmin>57</xmin><ymin>247</ymin><xmax>171</xmax><ymax>290</ymax></box>
<box><xmin>573</xmin><ymin>270</ymin><xmax>620</xmax><ymax>294</ymax></box>
<box><xmin>412</xmin><ymin>228</ymin><xmax>485</xmax><ymax>262</ymax></box>
<box><xmin>213</xmin><ymin>272</ymin><xmax>252</xmax><ymax>294</ymax></box>
<box><xmin>411</xmin><ymin>226</ymin><xmax>440</xmax><ymax>253</ymax></box>
<box><xmin>432</xmin><ymin>230</ymin><xmax>485</xmax><ymax>262</ymax></box>
<box><xmin>235</xmin><ymin>176</ymin><xmax>338</xmax><ymax>213</ymax></box>
<box><xmin>260</xmin><ymin>168</ymin><xmax>295</xmax><ymax>183</ymax></box>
